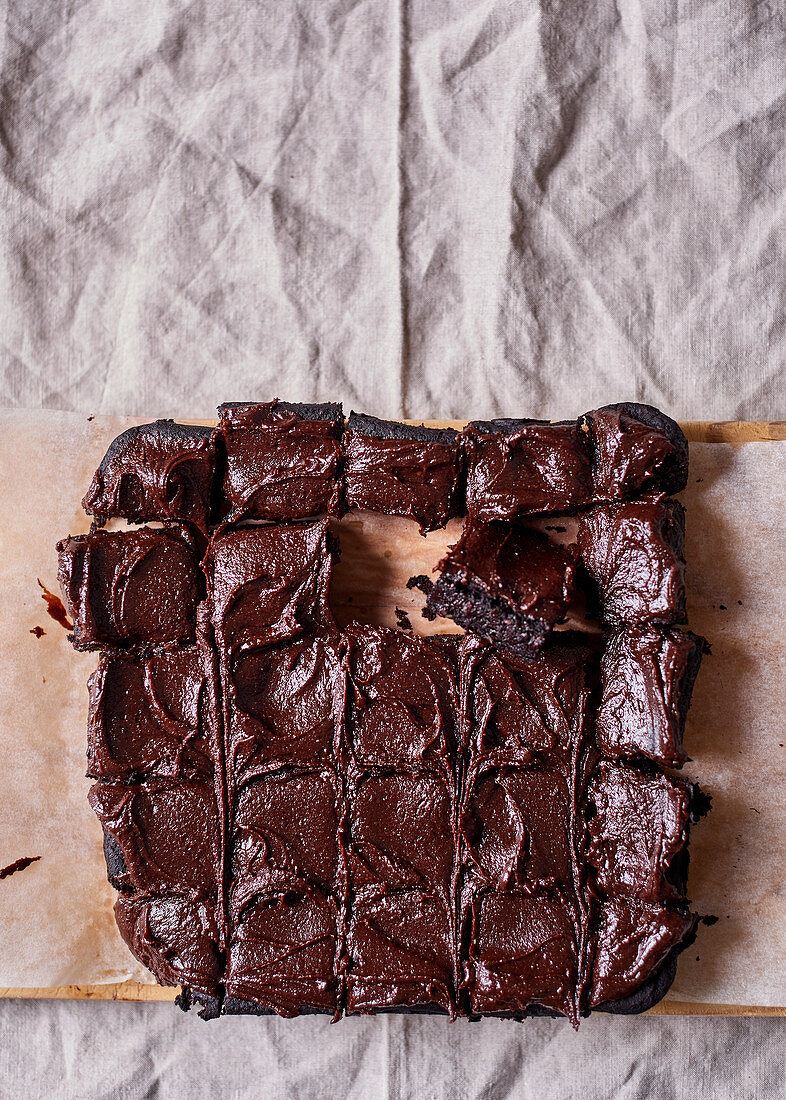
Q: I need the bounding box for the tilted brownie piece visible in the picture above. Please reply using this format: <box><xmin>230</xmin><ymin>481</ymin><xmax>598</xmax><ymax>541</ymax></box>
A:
<box><xmin>86</xmin><ymin>647</ymin><xmax>214</xmax><ymax>780</ymax></box>
<box><xmin>589</xmin><ymin>896</ymin><xmax>698</xmax><ymax>1010</ymax></box>
<box><xmin>57</xmin><ymin>526</ymin><xmax>203</xmax><ymax>651</ymax></box>
<box><xmin>341</xmin><ymin>625</ymin><xmax>459</xmax><ymax>771</ymax></box>
<box><xmin>342</xmin><ymin>412</ymin><xmax>461</xmax><ymax>532</ymax></box>
<box><xmin>463</xmin><ymin>419</ymin><xmax>592</xmax><ymax>520</ymax></box>
<box><xmin>345</xmin><ymin>889</ymin><xmax>457</xmax><ymax>1016</ymax></box>
<box><xmin>585</xmin><ymin>762</ymin><xmax>693</xmax><ymax>903</ymax></box>
<box><xmin>115</xmin><ymin>894</ymin><xmax>222</xmax><ymax>1000</ymax></box>
<box><xmin>581</xmin><ymin>403</ymin><xmax>689</xmax><ymax>501</ymax></box>
<box><xmin>463</xmin><ymin>891</ymin><xmax>582</xmax><ymax>1025</ymax></box>
<box><xmin>88</xmin><ymin>778</ymin><xmax>222</xmax><ymax>896</ymax></box>
<box><xmin>82</xmin><ymin>420</ymin><xmax>215</xmax><ymax>534</ymax></box>
<box><xmin>217</xmin><ymin>400</ymin><xmax>343</xmax><ymax>522</ymax></box>
<box><xmin>596</xmin><ymin>628</ymin><xmax>708</xmax><ymax>768</ymax></box>
<box><xmin>421</xmin><ymin>522</ymin><xmax>576</xmax><ymax>660</ymax></box>
<box><xmin>577</xmin><ymin>496</ymin><xmax>687</xmax><ymax>627</ymax></box>
<box><xmin>461</xmin><ymin>634</ymin><xmax>593</xmax><ymax>764</ymax></box>
<box><xmin>206</xmin><ymin>520</ymin><xmax>336</xmax><ymax>654</ymax></box>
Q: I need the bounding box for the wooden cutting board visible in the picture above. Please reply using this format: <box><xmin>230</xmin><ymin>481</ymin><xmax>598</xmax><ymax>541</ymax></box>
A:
<box><xmin>3</xmin><ymin>419</ymin><xmax>785</xmax><ymax>1016</ymax></box>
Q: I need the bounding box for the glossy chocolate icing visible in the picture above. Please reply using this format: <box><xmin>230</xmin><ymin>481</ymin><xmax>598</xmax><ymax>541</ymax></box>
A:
<box><xmin>423</xmin><ymin>521</ymin><xmax>576</xmax><ymax>659</ymax></box>
<box><xmin>63</xmin><ymin>400</ymin><xmax>707</xmax><ymax>1023</ymax></box>
<box><xmin>581</xmin><ymin>404</ymin><xmax>688</xmax><ymax>500</ymax></box>
<box><xmin>57</xmin><ymin>527</ymin><xmax>202</xmax><ymax>650</ymax></box>
<box><xmin>464</xmin><ymin>419</ymin><xmax>592</xmax><ymax>520</ymax></box>
<box><xmin>82</xmin><ymin>420</ymin><xmax>215</xmax><ymax>533</ymax></box>
<box><xmin>596</xmin><ymin>628</ymin><xmax>708</xmax><ymax>767</ymax></box>
<box><xmin>86</xmin><ymin>647</ymin><xmax>212</xmax><ymax>780</ymax></box>
<box><xmin>217</xmin><ymin>400</ymin><xmax>343</xmax><ymax>522</ymax></box>
<box><xmin>343</xmin><ymin>413</ymin><xmax>461</xmax><ymax>533</ymax></box>
<box><xmin>577</xmin><ymin>496</ymin><xmax>687</xmax><ymax>627</ymax></box>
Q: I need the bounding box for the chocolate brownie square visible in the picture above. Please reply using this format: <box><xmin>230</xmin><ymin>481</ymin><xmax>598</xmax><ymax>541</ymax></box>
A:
<box><xmin>217</xmin><ymin>400</ymin><xmax>343</xmax><ymax>522</ymax></box>
<box><xmin>463</xmin><ymin>891</ymin><xmax>580</xmax><ymax>1023</ymax></box>
<box><xmin>461</xmin><ymin>767</ymin><xmax>573</xmax><ymax>891</ymax></box>
<box><xmin>463</xmin><ymin>419</ymin><xmax>592</xmax><ymax>520</ymax></box>
<box><xmin>230</xmin><ymin>768</ymin><xmax>342</xmax><ymax>905</ymax></box>
<box><xmin>596</xmin><ymin>628</ymin><xmax>708</xmax><ymax>768</ymax></box>
<box><xmin>580</xmin><ymin>403</ymin><xmax>689</xmax><ymax>501</ymax></box>
<box><xmin>225</xmin><ymin>890</ymin><xmax>340</xmax><ymax>1016</ymax></box>
<box><xmin>57</xmin><ymin>527</ymin><xmax>203</xmax><ymax>651</ymax></box>
<box><xmin>345</xmin><ymin>889</ymin><xmax>456</xmax><ymax>1015</ymax></box>
<box><xmin>585</xmin><ymin>762</ymin><xmax>692</xmax><ymax>903</ymax></box>
<box><xmin>342</xmin><ymin>626</ymin><xmax>459</xmax><ymax>771</ymax></box>
<box><xmin>86</xmin><ymin>647</ymin><xmax>214</xmax><ymax>780</ymax></box>
<box><xmin>206</xmin><ymin>520</ymin><xmax>336</xmax><ymax>655</ymax></box>
<box><xmin>346</xmin><ymin>771</ymin><xmax>454</xmax><ymax>896</ymax></box>
<box><xmin>114</xmin><ymin>894</ymin><xmax>222</xmax><ymax>998</ymax></box>
<box><xmin>88</xmin><ymin>778</ymin><xmax>221</xmax><ymax>896</ymax></box>
<box><xmin>461</xmin><ymin>635</ymin><xmax>592</xmax><ymax>764</ymax></box>
<box><xmin>577</xmin><ymin>497</ymin><xmax>687</xmax><ymax>627</ymax></box>
<box><xmin>82</xmin><ymin>420</ymin><xmax>215</xmax><ymax>534</ymax></box>
<box><xmin>342</xmin><ymin>413</ymin><xmax>461</xmax><ymax>532</ymax></box>
<box><xmin>589</xmin><ymin>896</ymin><xmax>698</xmax><ymax>1009</ymax></box>
<box><xmin>227</xmin><ymin>634</ymin><xmax>340</xmax><ymax>778</ymax></box>
<box><xmin>421</xmin><ymin>521</ymin><xmax>576</xmax><ymax>659</ymax></box>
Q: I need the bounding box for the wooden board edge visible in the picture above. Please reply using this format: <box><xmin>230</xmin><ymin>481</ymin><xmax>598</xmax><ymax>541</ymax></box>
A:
<box><xmin>1</xmin><ymin>983</ymin><xmax>784</xmax><ymax>1016</ymax></box>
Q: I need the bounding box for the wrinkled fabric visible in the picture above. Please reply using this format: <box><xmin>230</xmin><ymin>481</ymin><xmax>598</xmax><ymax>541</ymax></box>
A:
<box><xmin>2</xmin><ymin>0</ymin><xmax>785</xmax><ymax>1096</ymax></box>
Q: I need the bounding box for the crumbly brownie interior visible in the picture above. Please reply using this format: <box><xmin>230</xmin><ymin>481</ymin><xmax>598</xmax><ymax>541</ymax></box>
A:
<box><xmin>59</xmin><ymin>401</ymin><xmax>707</xmax><ymax>1024</ymax></box>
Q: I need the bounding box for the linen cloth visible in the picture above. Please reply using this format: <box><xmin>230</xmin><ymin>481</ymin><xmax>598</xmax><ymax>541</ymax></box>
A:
<box><xmin>2</xmin><ymin>0</ymin><xmax>785</xmax><ymax>1096</ymax></box>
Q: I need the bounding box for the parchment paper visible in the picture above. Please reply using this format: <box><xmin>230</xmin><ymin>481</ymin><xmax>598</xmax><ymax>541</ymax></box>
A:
<box><xmin>0</xmin><ymin>409</ymin><xmax>784</xmax><ymax>1006</ymax></box>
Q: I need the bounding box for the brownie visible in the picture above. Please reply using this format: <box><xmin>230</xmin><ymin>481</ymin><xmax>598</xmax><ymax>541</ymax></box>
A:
<box><xmin>596</xmin><ymin>628</ymin><xmax>708</xmax><ymax>768</ymax></box>
<box><xmin>461</xmin><ymin>635</ymin><xmax>593</xmax><ymax>764</ymax></box>
<box><xmin>421</xmin><ymin>521</ymin><xmax>576</xmax><ymax>659</ymax></box>
<box><xmin>342</xmin><ymin>412</ymin><xmax>461</xmax><ymax>532</ymax></box>
<box><xmin>581</xmin><ymin>403</ymin><xmax>689</xmax><ymax>501</ymax></box>
<box><xmin>585</xmin><ymin>762</ymin><xmax>693</xmax><ymax>903</ymax></box>
<box><xmin>589</xmin><ymin>896</ymin><xmax>698</xmax><ymax>1009</ymax></box>
<box><xmin>82</xmin><ymin>420</ymin><xmax>215</xmax><ymax>534</ymax></box>
<box><xmin>56</xmin><ymin>526</ymin><xmax>203</xmax><ymax>651</ymax></box>
<box><xmin>88</xmin><ymin>778</ymin><xmax>222</xmax><ymax>896</ymax></box>
<box><xmin>217</xmin><ymin>400</ymin><xmax>343</xmax><ymax>522</ymax></box>
<box><xmin>463</xmin><ymin>891</ymin><xmax>582</xmax><ymax>1024</ymax></box>
<box><xmin>463</xmin><ymin>419</ymin><xmax>592</xmax><ymax>520</ymax></box>
<box><xmin>86</xmin><ymin>647</ymin><xmax>214</xmax><ymax>780</ymax></box>
<box><xmin>115</xmin><ymin>894</ymin><xmax>223</xmax><ymax>999</ymax></box>
<box><xmin>577</xmin><ymin>496</ymin><xmax>687</xmax><ymax>627</ymax></box>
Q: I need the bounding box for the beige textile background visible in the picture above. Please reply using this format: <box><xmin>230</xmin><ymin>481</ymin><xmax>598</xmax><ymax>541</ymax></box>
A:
<box><xmin>2</xmin><ymin>0</ymin><xmax>786</xmax><ymax>1097</ymax></box>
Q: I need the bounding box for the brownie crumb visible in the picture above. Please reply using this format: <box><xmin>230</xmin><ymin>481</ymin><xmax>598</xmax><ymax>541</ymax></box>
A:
<box><xmin>395</xmin><ymin>608</ymin><xmax>413</xmax><ymax>631</ymax></box>
<box><xmin>30</xmin><ymin>626</ymin><xmax>46</xmax><ymax>638</ymax></box>
<box><xmin>0</xmin><ymin>855</ymin><xmax>42</xmax><ymax>880</ymax></box>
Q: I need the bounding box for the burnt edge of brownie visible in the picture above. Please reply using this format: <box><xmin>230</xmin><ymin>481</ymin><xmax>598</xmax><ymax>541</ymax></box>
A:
<box><xmin>588</xmin><ymin>402</ymin><xmax>689</xmax><ymax>496</ymax></box>
<box><xmin>347</xmin><ymin>411</ymin><xmax>459</xmax><ymax>445</ymax></box>
<box><xmin>102</xmin><ymin>828</ymin><xmax>130</xmax><ymax>892</ymax></box>
<box><xmin>176</xmin><ymin>987</ymin><xmax>223</xmax><ymax>1020</ymax></box>
<box><xmin>465</xmin><ymin>418</ymin><xmax>554</xmax><ymax>436</ymax></box>
<box><xmin>218</xmin><ymin>400</ymin><xmax>344</xmax><ymax>425</ymax></box>
<box><xmin>93</xmin><ymin>420</ymin><xmax>213</xmax><ymax>481</ymax></box>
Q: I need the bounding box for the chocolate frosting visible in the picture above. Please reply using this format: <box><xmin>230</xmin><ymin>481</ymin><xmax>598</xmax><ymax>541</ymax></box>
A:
<box><xmin>87</xmin><ymin>647</ymin><xmax>212</xmax><ymax>780</ymax></box>
<box><xmin>464</xmin><ymin>420</ymin><xmax>593</xmax><ymax>520</ymax></box>
<box><xmin>217</xmin><ymin>400</ymin><xmax>343</xmax><ymax>522</ymax></box>
<box><xmin>596</xmin><ymin>628</ymin><xmax>707</xmax><ymax>767</ymax></box>
<box><xmin>57</xmin><ymin>527</ymin><xmax>202</xmax><ymax>650</ymax></box>
<box><xmin>424</xmin><ymin>521</ymin><xmax>576</xmax><ymax>658</ymax></box>
<box><xmin>115</xmin><ymin>894</ymin><xmax>222</xmax><ymax>998</ymax></box>
<box><xmin>343</xmin><ymin>413</ymin><xmax>461</xmax><ymax>532</ymax></box>
<box><xmin>581</xmin><ymin>405</ymin><xmax>687</xmax><ymax>500</ymax></box>
<box><xmin>82</xmin><ymin>420</ymin><xmax>215</xmax><ymax>533</ymax></box>
<box><xmin>577</xmin><ymin>496</ymin><xmax>687</xmax><ymax>627</ymax></box>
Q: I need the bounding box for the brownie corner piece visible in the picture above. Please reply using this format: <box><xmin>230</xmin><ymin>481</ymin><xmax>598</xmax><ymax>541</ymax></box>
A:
<box><xmin>596</xmin><ymin>627</ymin><xmax>708</xmax><ymax>767</ymax></box>
<box><xmin>217</xmin><ymin>399</ymin><xmax>343</xmax><ymax>521</ymax></box>
<box><xmin>423</xmin><ymin>521</ymin><xmax>576</xmax><ymax>659</ymax></box>
<box><xmin>82</xmin><ymin>420</ymin><xmax>215</xmax><ymax>533</ymax></box>
<box><xmin>343</xmin><ymin>412</ymin><xmax>461</xmax><ymax>532</ymax></box>
<box><xmin>581</xmin><ymin>403</ymin><xmax>689</xmax><ymax>500</ymax></box>
<box><xmin>577</xmin><ymin>496</ymin><xmax>687</xmax><ymax>628</ymax></box>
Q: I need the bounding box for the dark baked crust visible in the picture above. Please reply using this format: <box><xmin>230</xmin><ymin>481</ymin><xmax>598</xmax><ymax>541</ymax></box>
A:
<box><xmin>347</xmin><ymin>412</ymin><xmax>459</xmax><ymax>445</ymax></box>
<box><xmin>581</xmin><ymin>402</ymin><xmax>689</xmax><ymax>498</ymax></box>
